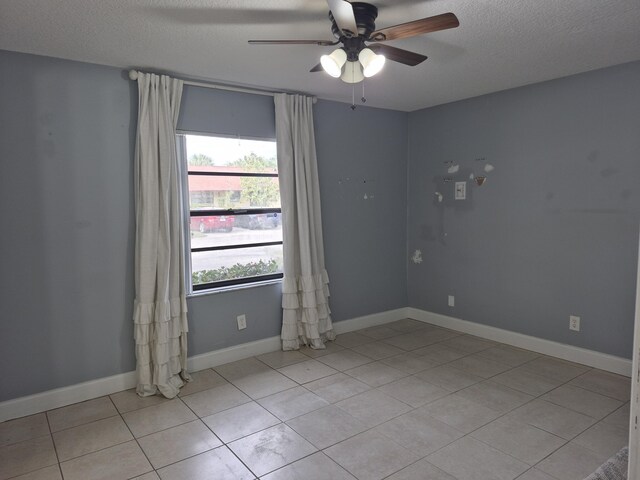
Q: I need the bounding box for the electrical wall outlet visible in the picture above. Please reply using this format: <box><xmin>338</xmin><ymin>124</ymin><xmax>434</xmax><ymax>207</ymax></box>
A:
<box><xmin>237</xmin><ymin>314</ymin><xmax>247</xmax><ymax>330</ymax></box>
<box><xmin>569</xmin><ymin>315</ymin><xmax>580</xmax><ymax>332</ymax></box>
<box><xmin>448</xmin><ymin>295</ymin><xmax>455</xmax><ymax>307</ymax></box>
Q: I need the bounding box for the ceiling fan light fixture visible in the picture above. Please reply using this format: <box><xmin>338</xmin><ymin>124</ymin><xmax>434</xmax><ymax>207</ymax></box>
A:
<box><xmin>340</xmin><ymin>61</ymin><xmax>364</xmax><ymax>83</ymax></box>
<box><xmin>320</xmin><ymin>48</ymin><xmax>347</xmax><ymax>77</ymax></box>
<box><xmin>359</xmin><ymin>47</ymin><xmax>385</xmax><ymax>77</ymax></box>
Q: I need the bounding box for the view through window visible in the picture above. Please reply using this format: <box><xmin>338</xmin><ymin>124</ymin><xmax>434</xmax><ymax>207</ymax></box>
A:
<box><xmin>181</xmin><ymin>134</ymin><xmax>283</xmax><ymax>291</ymax></box>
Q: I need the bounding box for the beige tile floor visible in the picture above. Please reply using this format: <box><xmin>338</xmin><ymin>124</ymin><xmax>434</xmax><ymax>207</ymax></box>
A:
<box><xmin>0</xmin><ymin>319</ymin><xmax>632</xmax><ymax>480</ymax></box>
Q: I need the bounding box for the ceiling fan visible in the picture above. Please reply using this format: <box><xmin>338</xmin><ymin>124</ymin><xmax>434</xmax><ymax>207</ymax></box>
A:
<box><xmin>249</xmin><ymin>0</ymin><xmax>459</xmax><ymax>84</ymax></box>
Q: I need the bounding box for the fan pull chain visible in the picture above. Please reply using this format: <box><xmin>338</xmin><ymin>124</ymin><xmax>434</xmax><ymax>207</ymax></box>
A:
<box><xmin>361</xmin><ymin>80</ymin><xmax>366</xmax><ymax>104</ymax></box>
<box><xmin>351</xmin><ymin>84</ymin><xmax>356</xmax><ymax>110</ymax></box>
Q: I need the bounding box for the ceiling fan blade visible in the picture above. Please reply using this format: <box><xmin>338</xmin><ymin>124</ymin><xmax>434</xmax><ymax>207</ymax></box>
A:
<box><xmin>369</xmin><ymin>12</ymin><xmax>459</xmax><ymax>42</ymax></box>
<box><xmin>249</xmin><ymin>39</ymin><xmax>336</xmax><ymax>45</ymax></box>
<box><xmin>326</xmin><ymin>0</ymin><xmax>358</xmax><ymax>38</ymax></box>
<box><xmin>310</xmin><ymin>63</ymin><xmax>323</xmax><ymax>72</ymax></box>
<box><xmin>368</xmin><ymin>44</ymin><xmax>427</xmax><ymax>66</ymax></box>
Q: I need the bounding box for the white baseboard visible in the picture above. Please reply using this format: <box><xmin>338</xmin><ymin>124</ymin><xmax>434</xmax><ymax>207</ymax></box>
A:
<box><xmin>0</xmin><ymin>372</ymin><xmax>138</xmax><ymax>424</ymax></box>
<box><xmin>332</xmin><ymin>308</ymin><xmax>409</xmax><ymax>334</ymax></box>
<box><xmin>187</xmin><ymin>336</ymin><xmax>282</xmax><ymax>372</ymax></box>
<box><xmin>408</xmin><ymin>308</ymin><xmax>632</xmax><ymax>377</ymax></box>
<box><xmin>0</xmin><ymin>308</ymin><xmax>407</xmax><ymax>422</ymax></box>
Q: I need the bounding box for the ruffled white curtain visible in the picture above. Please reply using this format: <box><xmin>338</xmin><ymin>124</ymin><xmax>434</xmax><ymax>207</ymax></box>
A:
<box><xmin>275</xmin><ymin>94</ymin><xmax>335</xmax><ymax>350</ymax></box>
<box><xmin>132</xmin><ymin>72</ymin><xmax>190</xmax><ymax>398</ymax></box>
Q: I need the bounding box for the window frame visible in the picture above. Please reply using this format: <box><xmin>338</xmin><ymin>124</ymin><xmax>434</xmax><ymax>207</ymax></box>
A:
<box><xmin>177</xmin><ymin>131</ymin><xmax>284</xmax><ymax>294</ymax></box>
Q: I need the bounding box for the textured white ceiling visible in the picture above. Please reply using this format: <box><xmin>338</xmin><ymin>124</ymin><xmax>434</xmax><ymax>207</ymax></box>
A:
<box><xmin>1</xmin><ymin>0</ymin><xmax>639</xmax><ymax>111</ymax></box>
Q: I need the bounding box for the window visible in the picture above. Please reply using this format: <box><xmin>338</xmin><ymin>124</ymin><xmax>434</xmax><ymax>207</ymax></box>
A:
<box><xmin>178</xmin><ymin>133</ymin><xmax>283</xmax><ymax>292</ymax></box>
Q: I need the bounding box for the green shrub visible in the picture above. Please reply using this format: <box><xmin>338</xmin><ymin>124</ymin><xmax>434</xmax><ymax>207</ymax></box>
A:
<box><xmin>192</xmin><ymin>259</ymin><xmax>279</xmax><ymax>284</ymax></box>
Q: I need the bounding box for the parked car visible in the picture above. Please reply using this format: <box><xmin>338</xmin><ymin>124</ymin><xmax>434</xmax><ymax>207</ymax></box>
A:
<box><xmin>190</xmin><ymin>215</ymin><xmax>234</xmax><ymax>233</ymax></box>
<box><xmin>235</xmin><ymin>213</ymin><xmax>281</xmax><ymax>230</ymax></box>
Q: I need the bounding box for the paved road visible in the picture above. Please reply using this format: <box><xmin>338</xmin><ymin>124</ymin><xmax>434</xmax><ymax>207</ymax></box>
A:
<box><xmin>190</xmin><ymin>227</ymin><xmax>282</xmax><ymax>248</ymax></box>
<box><xmin>190</xmin><ymin>227</ymin><xmax>283</xmax><ymax>272</ymax></box>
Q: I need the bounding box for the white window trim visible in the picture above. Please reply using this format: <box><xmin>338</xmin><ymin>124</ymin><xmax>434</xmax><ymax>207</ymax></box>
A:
<box><xmin>176</xmin><ymin>130</ymin><xmax>283</xmax><ymax>295</ymax></box>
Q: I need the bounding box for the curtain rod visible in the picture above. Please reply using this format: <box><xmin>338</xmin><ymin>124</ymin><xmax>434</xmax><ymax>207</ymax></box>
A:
<box><xmin>128</xmin><ymin>70</ymin><xmax>317</xmax><ymax>103</ymax></box>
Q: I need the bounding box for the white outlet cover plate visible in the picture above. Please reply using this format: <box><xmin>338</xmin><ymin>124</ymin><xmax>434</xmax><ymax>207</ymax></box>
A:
<box><xmin>448</xmin><ymin>295</ymin><xmax>455</xmax><ymax>307</ymax></box>
<box><xmin>569</xmin><ymin>315</ymin><xmax>580</xmax><ymax>331</ymax></box>
<box><xmin>455</xmin><ymin>182</ymin><xmax>466</xmax><ymax>200</ymax></box>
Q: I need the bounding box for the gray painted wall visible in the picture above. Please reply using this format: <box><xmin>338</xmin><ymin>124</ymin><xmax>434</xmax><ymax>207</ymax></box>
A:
<box><xmin>0</xmin><ymin>50</ymin><xmax>408</xmax><ymax>401</ymax></box>
<box><xmin>314</xmin><ymin>101</ymin><xmax>408</xmax><ymax>320</ymax></box>
<box><xmin>407</xmin><ymin>62</ymin><xmax>640</xmax><ymax>358</ymax></box>
<box><xmin>0</xmin><ymin>51</ymin><xmax>138</xmax><ymax>401</ymax></box>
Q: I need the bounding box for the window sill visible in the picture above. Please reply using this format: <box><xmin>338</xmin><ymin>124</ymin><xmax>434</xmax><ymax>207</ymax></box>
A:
<box><xmin>187</xmin><ymin>277</ymin><xmax>282</xmax><ymax>298</ymax></box>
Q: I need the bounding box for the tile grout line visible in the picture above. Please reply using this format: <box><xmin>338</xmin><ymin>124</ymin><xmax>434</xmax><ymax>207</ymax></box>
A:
<box><xmin>112</xmin><ymin>393</ymin><xmax>157</xmax><ymax>480</ymax></box>
<box><xmin>44</xmin><ymin>401</ymin><xmax>65</xmax><ymax>480</ymax></box>
<box><xmin>173</xmin><ymin>391</ymin><xmax>261</xmax><ymax>478</ymax></box>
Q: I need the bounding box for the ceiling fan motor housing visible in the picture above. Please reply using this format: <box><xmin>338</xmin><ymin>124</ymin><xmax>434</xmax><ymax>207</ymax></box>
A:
<box><xmin>342</xmin><ymin>37</ymin><xmax>367</xmax><ymax>61</ymax></box>
<box><xmin>329</xmin><ymin>2</ymin><xmax>378</xmax><ymax>40</ymax></box>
